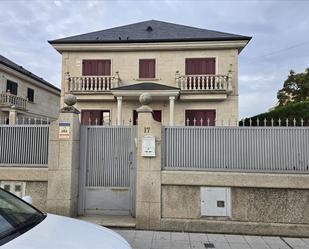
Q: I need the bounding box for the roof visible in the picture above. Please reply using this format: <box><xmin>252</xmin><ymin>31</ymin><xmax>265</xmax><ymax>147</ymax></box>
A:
<box><xmin>112</xmin><ymin>82</ymin><xmax>180</xmax><ymax>91</ymax></box>
<box><xmin>0</xmin><ymin>54</ymin><xmax>60</xmax><ymax>92</ymax></box>
<box><xmin>49</xmin><ymin>20</ymin><xmax>251</xmax><ymax>44</ymax></box>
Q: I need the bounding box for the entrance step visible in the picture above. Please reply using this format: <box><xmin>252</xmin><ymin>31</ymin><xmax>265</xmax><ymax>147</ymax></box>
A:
<box><xmin>77</xmin><ymin>215</ymin><xmax>136</xmax><ymax>228</ymax></box>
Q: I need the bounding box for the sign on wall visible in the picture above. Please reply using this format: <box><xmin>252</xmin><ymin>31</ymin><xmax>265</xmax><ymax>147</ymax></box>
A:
<box><xmin>59</xmin><ymin>123</ymin><xmax>71</xmax><ymax>139</ymax></box>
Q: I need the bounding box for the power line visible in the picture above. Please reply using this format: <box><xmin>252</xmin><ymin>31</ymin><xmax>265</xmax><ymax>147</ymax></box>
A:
<box><xmin>246</xmin><ymin>40</ymin><xmax>309</xmax><ymax>61</ymax></box>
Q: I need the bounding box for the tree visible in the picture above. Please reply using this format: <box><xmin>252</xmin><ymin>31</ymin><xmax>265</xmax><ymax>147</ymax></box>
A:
<box><xmin>277</xmin><ymin>68</ymin><xmax>309</xmax><ymax>106</ymax></box>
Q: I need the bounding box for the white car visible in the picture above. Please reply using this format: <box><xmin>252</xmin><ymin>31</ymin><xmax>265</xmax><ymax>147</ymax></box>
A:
<box><xmin>0</xmin><ymin>188</ymin><xmax>132</xmax><ymax>249</ymax></box>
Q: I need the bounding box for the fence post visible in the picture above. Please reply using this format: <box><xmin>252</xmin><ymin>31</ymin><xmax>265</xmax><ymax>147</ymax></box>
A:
<box><xmin>135</xmin><ymin>93</ymin><xmax>162</xmax><ymax>230</ymax></box>
<box><xmin>46</xmin><ymin>94</ymin><xmax>80</xmax><ymax>217</ymax></box>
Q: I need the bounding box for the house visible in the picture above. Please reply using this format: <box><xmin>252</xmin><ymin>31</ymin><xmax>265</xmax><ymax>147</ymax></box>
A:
<box><xmin>0</xmin><ymin>54</ymin><xmax>60</xmax><ymax>124</ymax></box>
<box><xmin>49</xmin><ymin>20</ymin><xmax>251</xmax><ymax>126</ymax></box>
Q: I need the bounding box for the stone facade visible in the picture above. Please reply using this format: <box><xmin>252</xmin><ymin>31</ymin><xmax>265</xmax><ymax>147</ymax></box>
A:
<box><xmin>55</xmin><ymin>45</ymin><xmax>242</xmax><ymax>126</ymax></box>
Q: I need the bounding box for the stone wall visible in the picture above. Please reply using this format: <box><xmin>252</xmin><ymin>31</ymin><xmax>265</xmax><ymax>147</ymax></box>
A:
<box><xmin>0</xmin><ymin>167</ymin><xmax>48</xmax><ymax>211</ymax></box>
<box><xmin>25</xmin><ymin>181</ymin><xmax>48</xmax><ymax>211</ymax></box>
<box><xmin>162</xmin><ymin>185</ymin><xmax>309</xmax><ymax>225</ymax></box>
<box><xmin>160</xmin><ymin>171</ymin><xmax>309</xmax><ymax>236</ymax></box>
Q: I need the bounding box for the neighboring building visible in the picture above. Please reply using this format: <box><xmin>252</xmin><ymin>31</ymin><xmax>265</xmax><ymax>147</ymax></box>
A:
<box><xmin>49</xmin><ymin>20</ymin><xmax>251</xmax><ymax>126</ymax></box>
<box><xmin>0</xmin><ymin>55</ymin><xmax>60</xmax><ymax>124</ymax></box>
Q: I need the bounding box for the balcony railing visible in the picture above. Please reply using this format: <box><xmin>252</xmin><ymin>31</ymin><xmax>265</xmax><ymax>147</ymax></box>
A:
<box><xmin>176</xmin><ymin>73</ymin><xmax>232</xmax><ymax>92</ymax></box>
<box><xmin>0</xmin><ymin>92</ymin><xmax>27</xmax><ymax>110</ymax></box>
<box><xmin>67</xmin><ymin>75</ymin><xmax>120</xmax><ymax>93</ymax></box>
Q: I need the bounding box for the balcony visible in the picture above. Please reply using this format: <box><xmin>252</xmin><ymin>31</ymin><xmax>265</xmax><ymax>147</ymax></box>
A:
<box><xmin>66</xmin><ymin>75</ymin><xmax>120</xmax><ymax>93</ymax></box>
<box><xmin>0</xmin><ymin>92</ymin><xmax>27</xmax><ymax>110</ymax></box>
<box><xmin>176</xmin><ymin>73</ymin><xmax>232</xmax><ymax>100</ymax></box>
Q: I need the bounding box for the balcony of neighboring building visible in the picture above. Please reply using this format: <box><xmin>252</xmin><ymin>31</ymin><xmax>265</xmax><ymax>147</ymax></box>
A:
<box><xmin>0</xmin><ymin>91</ymin><xmax>27</xmax><ymax>111</ymax></box>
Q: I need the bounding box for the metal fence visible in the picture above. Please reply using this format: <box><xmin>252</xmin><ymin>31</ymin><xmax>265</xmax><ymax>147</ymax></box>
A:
<box><xmin>0</xmin><ymin>125</ymin><xmax>49</xmax><ymax>166</ymax></box>
<box><xmin>163</xmin><ymin>126</ymin><xmax>309</xmax><ymax>173</ymax></box>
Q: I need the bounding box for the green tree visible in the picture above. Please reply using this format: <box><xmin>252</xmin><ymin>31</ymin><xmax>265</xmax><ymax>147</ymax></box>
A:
<box><xmin>277</xmin><ymin>68</ymin><xmax>309</xmax><ymax>106</ymax></box>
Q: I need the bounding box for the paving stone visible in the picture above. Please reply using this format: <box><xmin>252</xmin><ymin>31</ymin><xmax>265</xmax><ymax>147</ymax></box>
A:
<box><xmin>207</xmin><ymin>234</ymin><xmax>227</xmax><ymax>242</ymax></box>
<box><xmin>151</xmin><ymin>239</ymin><xmax>171</xmax><ymax>249</ymax></box>
<box><xmin>244</xmin><ymin>235</ymin><xmax>266</xmax><ymax>244</ymax></box>
<box><xmin>262</xmin><ymin>237</ymin><xmax>290</xmax><ymax>249</ymax></box>
<box><xmin>113</xmin><ymin>229</ymin><xmax>309</xmax><ymax>249</ymax></box>
<box><xmin>189</xmin><ymin>233</ymin><xmax>208</xmax><ymax>242</ymax></box>
<box><xmin>170</xmin><ymin>240</ymin><xmax>191</xmax><ymax>249</ymax></box>
<box><xmin>283</xmin><ymin>237</ymin><xmax>308</xmax><ymax>247</ymax></box>
<box><xmin>191</xmin><ymin>241</ymin><xmax>207</xmax><ymax>249</ymax></box>
<box><xmin>153</xmin><ymin>231</ymin><xmax>171</xmax><ymax>240</ymax></box>
<box><xmin>229</xmin><ymin>242</ymin><xmax>251</xmax><ymax>249</ymax></box>
<box><xmin>212</xmin><ymin>242</ymin><xmax>232</xmax><ymax>249</ymax></box>
<box><xmin>247</xmin><ymin>242</ymin><xmax>271</xmax><ymax>249</ymax></box>
<box><xmin>135</xmin><ymin>230</ymin><xmax>154</xmax><ymax>240</ymax></box>
<box><xmin>115</xmin><ymin>230</ymin><xmax>136</xmax><ymax>243</ymax></box>
<box><xmin>171</xmin><ymin>232</ymin><xmax>189</xmax><ymax>241</ymax></box>
<box><xmin>225</xmin><ymin>234</ymin><xmax>247</xmax><ymax>243</ymax></box>
<box><xmin>293</xmin><ymin>246</ymin><xmax>309</xmax><ymax>249</ymax></box>
<box><xmin>131</xmin><ymin>237</ymin><xmax>152</xmax><ymax>249</ymax></box>
<box><xmin>303</xmin><ymin>239</ymin><xmax>309</xmax><ymax>246</ymax></box>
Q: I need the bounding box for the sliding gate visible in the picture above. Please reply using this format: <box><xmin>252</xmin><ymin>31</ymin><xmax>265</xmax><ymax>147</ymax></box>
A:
<box><xmin>78</xmin><ymin>125</ymin><xmax>136</xmax><ymax>216</ymax></box>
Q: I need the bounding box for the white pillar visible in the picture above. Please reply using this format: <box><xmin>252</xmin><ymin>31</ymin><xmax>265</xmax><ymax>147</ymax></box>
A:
<box><xmin>9</xmin><ymin>109</ymin><xmax>17</xmax><ymax>125</ymax></box>
<box><xmin>169</xmin><ymin>96</ymin><xmax>175</xmax><ymax>126</ymax></box>
<box><xmin>0</xmin><ymin>74</ymin><xmax>6</xmax><ymax>93</ymax></box>
<box><xmin>117</xmin><ymin>96</ymin><xmax>122</xmax><ymax>125</ymax></box>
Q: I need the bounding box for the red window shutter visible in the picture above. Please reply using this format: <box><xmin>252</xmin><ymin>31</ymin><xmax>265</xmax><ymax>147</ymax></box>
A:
<box><xmin>81</xmin><ymin>110</ymin><xmax>103</xmax><ymax>125</ymax></box>
<box><xmin>185</xmin><ymin>109</ymin><xmax>216</xmax><ymax>126</ymax></box>
<box><xmin>82</xmin><ymin>60</ymin><xmax>111</xmax><ymax>76</ymax></box>
<box><xmin>81</xmin><ymin>110</ymin><xmax>90</xmax><ymax>125</ymax></box>
<box><xmin>139</xmin><ymin>59</ymin><xmax>155</xmax><ymax>78</ymax></box>
<box><xmin>185</xmin><ymin>58</ymin><xmax>216</xmax><ymax>75</ymax></box>
<box><xmin>152</xmin><ymin>110</ymin><xmax>162</xmax><ymax>122</ymax></box>
<box><xmin>133</xmin><ymin>109</ymin><xmax>161</xmax><ymax>125</ymax></box>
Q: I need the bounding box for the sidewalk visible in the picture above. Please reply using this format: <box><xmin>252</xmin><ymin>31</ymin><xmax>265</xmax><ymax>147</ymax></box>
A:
<box><xmin>113</xmin><ymin>229</ymin><xmax>309</xmax><ymax>249</ymax></box>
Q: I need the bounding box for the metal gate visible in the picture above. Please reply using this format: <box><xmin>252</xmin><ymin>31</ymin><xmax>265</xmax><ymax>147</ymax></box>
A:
<box><xmin>78</xmin><ymin>125</ymin><xmax>136</xmax><ymax>216</ymax></box>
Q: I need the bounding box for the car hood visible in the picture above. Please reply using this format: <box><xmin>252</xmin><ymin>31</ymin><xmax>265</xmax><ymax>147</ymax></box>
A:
<box><xmin>2</xmin><ymin>214</ymin><xmax>131</xmax><ymax>249</ymax></box>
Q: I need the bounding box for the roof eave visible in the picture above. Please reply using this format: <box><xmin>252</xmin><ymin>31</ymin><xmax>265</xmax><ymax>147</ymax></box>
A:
<box><xmin>49</xmin><ymin>39</ymin><xmax>250</xmax><ymax>54</ymax></box>
<box><xmin>48</xmin><ymin>36</ymin><xmax>252</xmax><ymax>45</ymax></box>
<box><xmin>0</xmin><ymin>61</ymin><xmax>60</xmax><ymax>93</ymax></box>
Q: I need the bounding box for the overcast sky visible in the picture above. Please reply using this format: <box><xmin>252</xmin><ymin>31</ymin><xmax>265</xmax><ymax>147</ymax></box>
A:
<box><xmin>0</xmin><ymin>0</ymin><xmax>308</xmax><ymax>118</ymax></box>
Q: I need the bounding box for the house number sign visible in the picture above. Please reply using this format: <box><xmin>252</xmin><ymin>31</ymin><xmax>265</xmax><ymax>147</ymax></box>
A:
<box><xmin>59</xmin><ymin>122</ymin><xmax>71</xmax><ymax>139</ymax></box>
<box><xmin>141</xmin><ymin>135</ymin><xmax>156</xmax><ymax>157</ymax></box>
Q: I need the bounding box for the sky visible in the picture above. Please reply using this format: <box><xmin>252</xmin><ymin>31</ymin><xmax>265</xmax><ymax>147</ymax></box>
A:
<box><xmin>0</xmin><ymin>0</ymin><xmax>308</xmax><ymax>118</ymax></box>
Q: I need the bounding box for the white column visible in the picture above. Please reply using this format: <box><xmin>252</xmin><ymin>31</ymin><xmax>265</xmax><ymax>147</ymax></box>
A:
<box><xmin>169</xmin><ymin>96</ymin><xmax>175</xmax><ymax>126</ymax></box>
<box><xmin>9</xmin><ymin>109</ymin><xmax>17</xmax><ymax>125</ymax></box>
<box><xmin>117</xmin><ymin>96</ymin><xmax>122</xmax><ymax>125</ymax></box>
<box><xmin>0</xmin><ymin>74</ymin><xmax>6</xmax><ymax>93</ymax></box>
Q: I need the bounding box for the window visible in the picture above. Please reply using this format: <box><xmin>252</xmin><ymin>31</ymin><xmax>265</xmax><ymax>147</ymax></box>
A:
<box><xmin>185</xmin><ymin>109</ymin><xmax>216</xmax><ymax>126</ymax></box>
<box><xmin>185</xmin><ymin>58</ymin><xmax>216</xmax><ymax>75</ymax></box>
<box><xmin>6</xmin><ymin>80</ymin><xmax>18</xmax><ymax>95</ymax></box>
<box><xmin>82</xmin><ymin>60</ymin><xmax>111</xmax><ymax>76</ymax></box>
<box><xmin>81</xmin><ymin>110</ymin><xmax>110</xmax><ymax>125</ymax></box>
<box><xmin>27</xmin><ymin>88</ymin><xmax>34</xmax><ymax>102</ymax></box>
<box><xmin>139</xmin><ymin>59</ymin><xmax>155</xmax><ymax>78</ymax></box>
<box><xmin>133</xmin><ymin>110</ymin><xmax>161</xmax><ymax>125</ymax></box>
